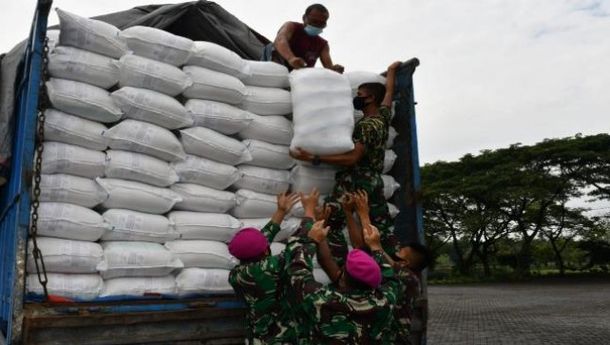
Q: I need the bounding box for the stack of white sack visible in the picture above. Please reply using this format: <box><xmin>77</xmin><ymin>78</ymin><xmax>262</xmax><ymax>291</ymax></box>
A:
<box><xmin>233</xmin><ymin>61</ymin><xmax>294</xmax><ymax>219</ymax></box>
<box><xmin>28</xmin><ymin>9</ymin><xmax>128</xmax><ymax>300</ymax></box>
<box><xmin>28</xmin><ymin>10</ymin><xmax>194</xmax><ymax>300</ymax></box>
<box><xmin>166</xmin><ymin>44</ymin><xmax>288</xmax><ymax>296</ymax></box>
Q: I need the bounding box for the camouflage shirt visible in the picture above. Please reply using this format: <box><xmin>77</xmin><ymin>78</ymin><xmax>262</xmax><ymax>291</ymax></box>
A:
<box><xmin>284</xmin><ymin>226</ymin><xmax>400</xmax><ymax>345</ymax></box>
<box><xmin>325</xmin><ymin>106</ymin><xmax>396</xmax><ymax>263</ymax></box>
<box><xmin>338</xmin><ymin>105</ymin><xmax>391</xmax><ymax>179</ymax></box>
<box><xmin>394</xmin><ymin>266</ymin><xmax>421</xmax><ymax>344</ymax></box>
<box><xmin>228</xmin><ymin>221</ymin><xmax>296</xmax><ymax>344</ymax></box>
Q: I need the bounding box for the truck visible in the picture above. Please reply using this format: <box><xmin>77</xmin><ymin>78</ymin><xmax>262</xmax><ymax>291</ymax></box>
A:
<box><xmin>0</xmin><ymin>1</ymin><xmax>426</xmax><ymax>344</ymax></box>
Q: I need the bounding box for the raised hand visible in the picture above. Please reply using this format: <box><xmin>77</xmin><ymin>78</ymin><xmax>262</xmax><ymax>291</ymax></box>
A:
<box><xmin>308</xmin><ymin>220</ymin><xmax>329</xmax><ymax>244</ymax></box>
<box><xmin>353</xmin><ymin>190</ymin><xmax>369</xmax><ymax>215</ymax></box>
<box><xmin>363</xmin><ymin>224</ymin><xmax>382</xmax><ymax>251</ymax></box>
<box><xmin>341</xmin><ymin>193</ymin><xmax>355</xmax><ymax>215</ymax></box>
<box><xmin>277</xmin><ymin>191</ymin><xmax>300</xmax><ymax>214</ymax></box>
<box><xmin>315</xmin><ymin>204</ymin><xmax>332</xmax><ymax>222</ymax></box>
<box><xmin>300</xmin><ymin>188</ymin><xmax>320</xmax><ymax>212</ymax></box>
<box><xmin>388</xmin><ymin>61</ymin><xmax>402</xmax><ymax>71</ymax></box>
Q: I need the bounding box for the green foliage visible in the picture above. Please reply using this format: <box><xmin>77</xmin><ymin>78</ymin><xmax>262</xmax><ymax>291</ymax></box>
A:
<box><xmin>422</xmin><ymin>134</ymin><xmax>610</xmax><ymax>279</ymax></box>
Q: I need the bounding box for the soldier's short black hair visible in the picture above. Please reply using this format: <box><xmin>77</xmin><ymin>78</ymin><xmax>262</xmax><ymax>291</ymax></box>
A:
<box><xmin>405</xmin><ymin>242</ymin><xmax>432</xmax><ymax>272</ymax></box>
<box><xmin>305</xmin><ymin>4</ymin><xmax>329</xmax><ymax>16</ymax></box>
<box><xmin>358</xmin><ymin>82</ymin><xmax>386</xmax><ymax>106</ymax></box>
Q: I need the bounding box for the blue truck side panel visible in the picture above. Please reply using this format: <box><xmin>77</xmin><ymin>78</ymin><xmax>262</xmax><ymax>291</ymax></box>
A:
<box><xmin>0</xmin><ymin>1</ymin><xmax>52</xmax><ymax>341</ymax></box>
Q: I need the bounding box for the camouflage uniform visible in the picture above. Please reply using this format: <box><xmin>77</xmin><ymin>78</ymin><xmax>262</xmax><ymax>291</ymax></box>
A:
<box><xmin>394</xmin><ymin>266</ymin><xmax>422</xmax><ymax>344</ymax></box>
<box><xmin>325</xmin><ymin>106</ymin><xmax>398</xmax><ymax>264</ymax></box>
<box><xmin>228</xmin><ymin>221</ymin><xmax>296</xmax><ymax>344</ymax></box>
<box><xmin>284</xmin><ymin>222</ymin><xmax>400</xmax><ymax>344</ymax></box>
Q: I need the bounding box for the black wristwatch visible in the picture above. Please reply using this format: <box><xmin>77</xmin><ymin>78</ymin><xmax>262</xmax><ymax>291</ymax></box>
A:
<box><xmin>312</xmin><ymin>155</ymin><xmax>321</xmax><ymax>166</ymax></box>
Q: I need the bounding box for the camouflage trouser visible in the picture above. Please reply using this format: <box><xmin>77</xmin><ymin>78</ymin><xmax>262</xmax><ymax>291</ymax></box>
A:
<box><xmin>324</xmin><ymin>172</ymin><xmax>398</xmax><ymax>266</ymax></box>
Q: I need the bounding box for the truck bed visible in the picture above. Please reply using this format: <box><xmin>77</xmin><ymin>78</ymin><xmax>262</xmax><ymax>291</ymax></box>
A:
<box><xmin>21</xmin><ymin>296</ymin><xmax>245</xmax><ymax>345</ymax></box>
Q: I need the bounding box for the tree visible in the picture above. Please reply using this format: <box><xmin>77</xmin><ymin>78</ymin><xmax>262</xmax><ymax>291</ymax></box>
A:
<box><xmin>422</xmin><ymin>134</ymin><xmax>610</xmax><ymax>278</ymax></box>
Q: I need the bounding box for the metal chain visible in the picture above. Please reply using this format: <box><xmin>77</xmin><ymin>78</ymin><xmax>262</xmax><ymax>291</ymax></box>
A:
<box><xmin>29</xmin><ymin>36</ymin><xmax>50</xmax><ymax>299</ymax></box>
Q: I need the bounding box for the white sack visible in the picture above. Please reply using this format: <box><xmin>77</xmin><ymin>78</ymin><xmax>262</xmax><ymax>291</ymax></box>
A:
<box><xmin>101</xmin><ymin>276</ymin><xmax>177</xmax><ymax>297</ymax></box>
<box><xmin>242</xmin><ymin>60</ymin><xmax>289</xmax><ymax>88</ymax></box>
<box><xmin>313</xmin><ymin>268</ymin><xmax>332</xmax><ymax>285</ymax></box>
<box><xmin>46</xmin><ymin>78</ymin><xmax>123</xmax><ymax>123</ymax></box>
<box><xmin>182</xmin><ymin>65</ymin><xmax>246</xmax><ymax>104</ymax></box>
<box><xmin>386</xmin><ymin>126</ymin><xmax>398</xmax><ymax>149</ymax></box>
<box><xmin>239</xmin><ymin>217</ymin><xmax>300</xmax><ymax>242</ymax></box>
<box><xmin>98</xmin><ymin>241</ymin><xmax>184</xmax><ymax>279</ymax></box>
<box><xmin>243</xmin><ymin>139</ymin><xmax>295</xmax><ymax>170</ymax></box>
<box><xmin>117</xmin><ymin>54</ymin><xmax>192</xmax><ymax>97</ymax></box>
<box><xmin>165</xmin><ymin>240</ymin><xmax>238</xmax><ymax>269</ymax></box>
<box><xmin>105</xmin><ymin>150</ymin><xmax>179</xmax><ymax>187</ymax></box>
<box><xmin>172</xmin><ymin>155</ymin><xmax>241</xmax><ymax>190</ymax></box>
<box><xmin>44</xmin><ymin>109</ymin><xmax>107</xmax><ymax>151</ymax></box>
<box><xmin>382</xmin><ymin>174</ymin><xmax>400</xmax><ymax>199</ymax></box>
<box><xmin>185</xmin><ymin>99</ymin><xmax>252</xmax><ymax>135</ymax></box>
<box><xmin>388</xmin><ymin>203</ymin><xmax>400</xmax><ymax>218</ymax></box>
<box><xmin>270</xmin><ymin>242</ymin><xmax>286</xmax><ymax>256</ymax></box>
<box><xmin>169</xmin><ymin>211</ymin><xmax>242</xmax><ymax>242</ymax></box>
<box><xmin>232</xmin><ymin>189</ymin><xmax>277</xmax><ymax>218</ymax></box>
<box><xmin>46</xmin><ymin>30</ymin><xmax>60</xmax><ymax>52</ymax></box>
<box><xmin>40</xmin><ymin>174</ymin><xmax>108</xmax><ymax>208</ymax></box>
<box><xmin>102</xmin><ymin>209</ymin><xmax>178</xmax><ymax>243</ymax></box>
<box><xmin>97</xmin><ymin>178</ymin><xmax>182</xmax><ymax>214</ymax></box>
<box><xmin>112</xmin><ymin>87</ymin><xmax>193</xmax><ymax>130</ymax></box>
<box><xmin>56</xmin><ymin>8</ymin><xmax>128</xmax><ymax>58</ymax></box>
<box><xmin>120</xmin><ymin>26</ymin><xmax>193</xmax><ymax>66</ymax></box>
<box><xmin>180</xmin><ymin>127</ymin><xmax>252</xmax><ymax>165</ymax></box>
<box><xmin>238</xmin><ymin>114</ymin><xmax>293</xmax><ymax>145</ymax></box>
<box><xmin>26</xmin><ymin>273</ymin><xmax>103</xmax><ymax>300</ymax></box>
<box><xmin>48</xmin><ymin>46</ymin><xmax>119</xmax><ymax>89</ymax></box>
<box><xmin>233</xmin><ymin>165</ymin><xmax>290</xmax><ymax>195</ymax></box>
<box><xmin>289</xmin><ymin>68</ymin><xmax>354</xmax><ymax>155</ymax></box>
<box><xmin>188</xmin><ymin>41</ymin><xmax>249</xmax><ymax>79</ymax></box>
<box><xmin>40</xmin><ymin>141</ymin><xmax>106</xmax><ymax>178</ymax></box>
<box><xmin>241</xmin><ymin>86</ymin><xmax>292</xmax><ymax>116</ymax></box>
<box><xmin>176</xmin><ymin>268</ymin><xmax>233</xmax><ymax>296</ymax></box>
<box><xmin>383</xmin><ymin>150</ymin><xmax>397</xmax><ymax>173</ymax></box>
<box><xmin>27</xmin><ymin>237</ymin><xmax>103</xmax><ymax>274</ymax></box>
<box><xmin>274</xmin><ymin>217</ymin><xmax>301</xmax><ymax>242</ymax></box>
<box><xmin>38</xmin><ymin>202</ymin><xmax>109</xmax><ymax>241</ymax></box>
<box><xmin>171</xmin><ymin>183</ymin><xmax>236</xmax><ymax>213</ymax></box>
<box><xmin>290</xmin><ymin>165</ymin><xmax>337</xmax><ymax>195</ymax></box>
<box><xmin>104</xmin><ymin>119</ymin><xmax>186</xmax><ymax>162</ymax></box>
<box><xmin>345</xmin><ymin>71</ymin><xmax>386</xmax><ymax>96</ymax></box>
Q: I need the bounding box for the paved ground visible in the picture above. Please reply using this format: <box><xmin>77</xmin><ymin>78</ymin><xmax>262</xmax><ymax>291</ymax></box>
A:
<box><xmin>427</xmin><ymin>280</ymin><xmax>610</xmax><ymax>345</ymax></box>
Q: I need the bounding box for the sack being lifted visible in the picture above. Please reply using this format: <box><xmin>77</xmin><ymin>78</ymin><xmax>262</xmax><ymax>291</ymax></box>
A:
<box><xmin>289</xmin><ymin>69</ymin><xmax>354</xmax><ymax>155</ymax></box>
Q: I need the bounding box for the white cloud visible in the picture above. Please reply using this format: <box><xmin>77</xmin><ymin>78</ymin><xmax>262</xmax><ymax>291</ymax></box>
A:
<box><xmin>2</xmin><ymin>0</ymin><xmax>608</xmax><ymax>164</ymax></box>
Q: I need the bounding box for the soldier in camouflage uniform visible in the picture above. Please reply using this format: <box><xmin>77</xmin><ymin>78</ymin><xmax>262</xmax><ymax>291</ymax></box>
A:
<box><xmin>284</xmin><ymin>191</ymin><xmax>400</xmax><ymax>344</ymax></box>
<box><xmin>338</xmin><ymin>190</ymin><xmax>429</xmax><ymax>344</ymax></box>
<box><xmin>391</xmin><ymin>243</ymin><xmax>431</xmax><ymax>344</ymax></box>
<box><xmin>291</xmin><ymin>61</ymin><xmax>403</xmax><ymax>265</ymax></box>
<box><xmin>227</xmin><ymin>192</ymin><xmax>300</xmax><ymax>345</ymax></box>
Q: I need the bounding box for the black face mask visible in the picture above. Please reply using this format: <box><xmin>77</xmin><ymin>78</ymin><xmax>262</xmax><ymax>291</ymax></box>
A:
<box><xmin>353</xmin><ymin>96</ymin><xmax>369</xmax><ymax>111</ymax></box>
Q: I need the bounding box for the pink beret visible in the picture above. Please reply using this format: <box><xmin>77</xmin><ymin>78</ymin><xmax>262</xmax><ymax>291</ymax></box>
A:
<box><xmin>228</xmin><ymin>227</ymin><xmax>269</xmax><ymax>260</ymax></box>
<box><xmin>345</xmin><ymin>249</ymin><xmax>382</xmax><ymax>289</ymax></box>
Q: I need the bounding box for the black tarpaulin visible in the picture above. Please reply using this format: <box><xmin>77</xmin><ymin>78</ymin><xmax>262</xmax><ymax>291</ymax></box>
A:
<box><xmin>86</xmin><ymin>0</ymin><xmax>269</xmax><ymax>60</ymax></box>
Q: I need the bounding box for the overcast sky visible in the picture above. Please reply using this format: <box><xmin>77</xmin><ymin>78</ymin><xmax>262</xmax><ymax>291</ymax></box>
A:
<box><xmin>2</xmin><ymin>0</ymin><xmax>609</xmax><ymax>165</ymax></box>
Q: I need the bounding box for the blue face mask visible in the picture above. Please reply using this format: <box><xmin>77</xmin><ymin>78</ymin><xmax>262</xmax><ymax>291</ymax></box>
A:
<box><xmin>304</xmin><ymin>25</ymin><xmax>324</xmax><ymax>36</ymax></box>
